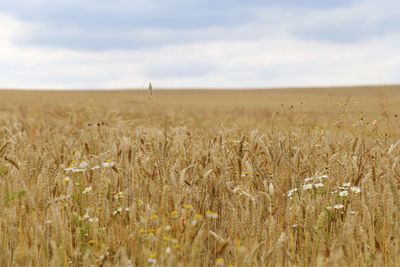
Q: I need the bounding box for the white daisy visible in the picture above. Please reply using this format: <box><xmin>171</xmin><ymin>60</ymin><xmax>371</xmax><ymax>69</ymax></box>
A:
<box><xmin>303</xmin><ymin>184</ymin><xmax>313</xmax><ymax>190</ymax></box>
<box><xmin>333</xmin><ymin>204</ymin><xmax>345</xmax><ymax>209</ymax></box>
<box><xmin>78</xmin><ymin>161</ymin><xmax>89</xmax><ymax>169</ymax></box>
<box><xmin>64</xmin><ymin>167</ymin><xmax>75</xmax><ymax>172</ymax></box>
<box><xmin>73</xmin><ymin>168</ymin><xmax>85</xmax><ymax>173</ymax></box>
<box><xmin>91</xmin><ymin>165</ymin><xmax>101</xmax><ymax>170</ymax></box>
<box><xmin>313</xmin><ymin>182</ymin><xmax>324</xmax><ymax>188</ymax></box>
<box><xmin>287</xmin><ymin>188</ymin><xmax>298</xmax><ymax>197</ymax></box>
<box><xmin>304</xmin><ymin>177</ymin><xmax>314</xmax><ymax>182</ymax></box>
<box><xmin>102</xmin><ymin>160</ymin><xmax>115</xmax><ymax>168</ymax></box>
<box><xmin>350</xmin><ymin>186</ymin><xmax>361</xmax><ymax>193</ymax></box>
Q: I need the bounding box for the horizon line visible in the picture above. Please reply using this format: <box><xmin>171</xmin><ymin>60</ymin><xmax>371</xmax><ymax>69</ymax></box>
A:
<box><xmin>0</xmin><ymin>83</ymin><xmax>399</xmax><ymax>92</ymax></box>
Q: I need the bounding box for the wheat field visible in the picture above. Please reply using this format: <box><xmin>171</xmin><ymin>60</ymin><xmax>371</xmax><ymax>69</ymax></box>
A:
<box><xmin>1</xmin><ymin>86</ymin><xmax>400</xmax><ymax>266</ymax></box>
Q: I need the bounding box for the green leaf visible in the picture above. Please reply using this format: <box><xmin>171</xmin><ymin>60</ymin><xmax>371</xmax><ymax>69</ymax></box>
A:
<box><xmin>0</xmin><ymin>164</ymin><xmax>9</xmax><ymax>176</ymax></box>
<box><xmin>4</xmin><ymin>190</ymin><xmax>26</xmax><ymax>205</ymax></box>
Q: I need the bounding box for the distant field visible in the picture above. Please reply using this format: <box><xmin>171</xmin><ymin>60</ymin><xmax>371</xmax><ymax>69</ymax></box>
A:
<box><xmin>1</xmin><ymin>86</ymin><xmax>400</xmax><ymax>266</ymax></box>
<box><xmin>1</xmin><ymin>86</ymin><xmax>400</xmax><ymax>111</ymax></box>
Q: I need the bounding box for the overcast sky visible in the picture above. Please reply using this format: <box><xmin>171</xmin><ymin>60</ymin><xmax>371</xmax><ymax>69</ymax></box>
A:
<box><xmin>0</xmin><ymin>0</ymin><xmax>399</xmax><ymax>89</ymax></box>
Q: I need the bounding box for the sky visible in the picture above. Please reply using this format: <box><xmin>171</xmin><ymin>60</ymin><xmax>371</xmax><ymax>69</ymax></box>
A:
<box><xmin>0</xmin><ymin>0</ymin><xmax>399</xmax><ymax>89</ymax></box>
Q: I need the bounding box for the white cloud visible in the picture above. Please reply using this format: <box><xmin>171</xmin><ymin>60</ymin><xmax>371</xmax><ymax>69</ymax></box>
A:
<box><xmin>0</xmin><ymin>0</ymin><xmax>400</xmax><ymax>89</ymax></box>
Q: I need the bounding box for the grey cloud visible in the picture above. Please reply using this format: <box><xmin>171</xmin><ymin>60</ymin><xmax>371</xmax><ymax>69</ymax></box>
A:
<box><xmin>1</xmin><ymin>0</ymin><xmax>360</xmax><ymax>50</ymax></box>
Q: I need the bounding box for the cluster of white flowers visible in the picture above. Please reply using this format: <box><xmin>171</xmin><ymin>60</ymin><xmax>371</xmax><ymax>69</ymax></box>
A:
<box><xmin>350</xmin><ymin>186</ymin><xmax>361</xmax><ymax>193</ymax></box>
<box><xmin>334</xmin><ymin>182</ymin><xmax>361</xmax><ymax>197</ymax></box>
<box><xmin>304</xmin><ymin>174</ymin><xmax>328</xmax><ymax>183</ymax></box>
<box><xmin>288</xmin><ymin>174</ymin><xmax>329</xmax><ymax>197</ymax></box>
<box><xmin>79</xmin><ymin>210</ymin><xmax>99</xmax><ymax>224</ymax></box>
<box><xmin>326</xmin><ymin>182</ymin><xmax>361</xmax><ymax>211</ymax></box>
<box><xmin>64</xmin><ymin>160</ymin><xmax>115</xmax><ymax>173</ymax></box>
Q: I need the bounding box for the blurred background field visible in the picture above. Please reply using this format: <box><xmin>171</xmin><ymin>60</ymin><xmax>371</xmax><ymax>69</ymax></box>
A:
<box><xmin>1</xmin><ymin>86</ymin><xmax>400</xmax><ymax>124</ymax></box>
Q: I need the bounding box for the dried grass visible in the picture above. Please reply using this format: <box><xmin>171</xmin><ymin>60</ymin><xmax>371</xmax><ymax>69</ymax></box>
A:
<box><xmin>0</xmin><ymin>88</ymin><xmax>400</xmax><ymax>266</ymax></box>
